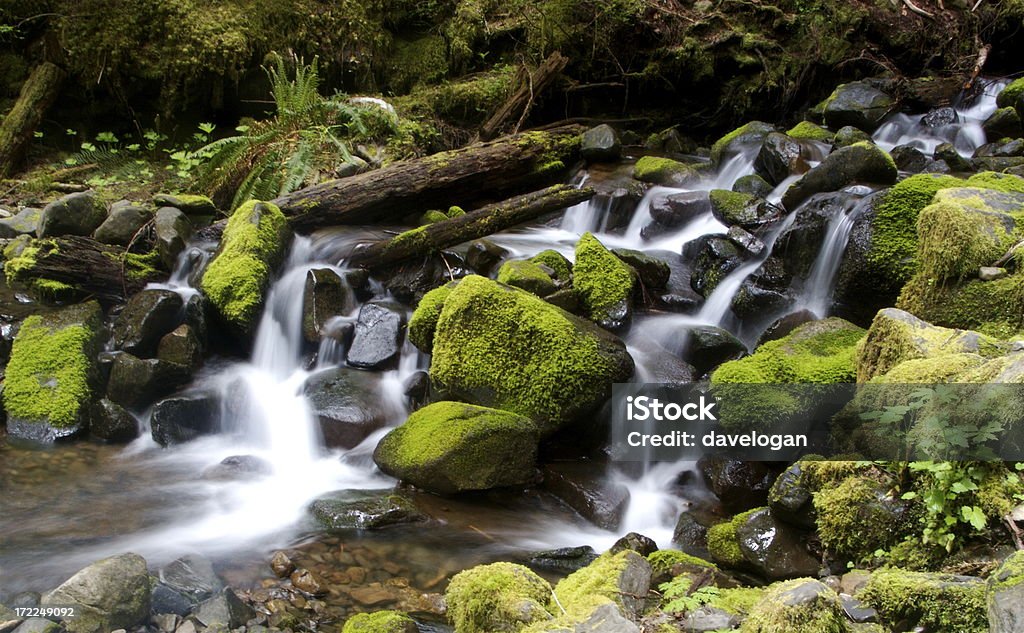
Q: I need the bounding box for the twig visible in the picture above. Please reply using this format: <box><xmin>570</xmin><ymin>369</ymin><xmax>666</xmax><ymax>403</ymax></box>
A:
<box><xmin>1005</xmin><ymin>515</ymin><xmax>1024</xmax><ymax>551</ymax></box>
<box><xmin>972</xmin><ymin>0</ymin><xmax>985</xmax><ymax>11</ymax></box>
<box><xmin>903</xmin><ymin>0</ymin><xmax>934</xmax><ymax>18</ymax></box>
<box><xmin>993</xmin><ymin>240</ymin><xmax>1024</xmax><ymax>268</ymax></box>
<box><xmin>964</xmin><ymin>44</ymin><xmax>992</xmax><ymax>92</ymax></box>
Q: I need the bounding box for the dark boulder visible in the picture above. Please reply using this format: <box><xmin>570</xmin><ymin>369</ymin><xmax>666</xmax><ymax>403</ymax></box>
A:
<box><xmin>782</xmin><ymin>142</ymin><xmax>897</xmax><ymax>210</ymax></box>
<box><xmin>309</xmin><ymin>489</ymin><xmax>428</xmax><ymax>530</ymax></box>
<box><xmin>107</xmin><ymin>353</ymin><xmax>191</xmax><ymax>410</ymax></box>
<box><xmin>700</xmin><ymin>458</ymin><xmax>774</xmax><ymax>511</ymax></box>
<box><xmin>150</xmin><ymin>392</ymin><xmax>220</xmax><ymax>446</ymax></box>
<box><xmin>682</xmin><ymin>326</ymin><xmax>746</xmax><ymax>376</ymax></box>
<box><xmin>112</xmin><ymin>289</ymin><xmax>183</xmax><ymax>357</ymax></box>
<box><xmin>157</xmin><ymin>324</ymin><xmax>202</xmax><ymax>369</ymax></box>
<box><xmin>90</xmin><ymin>398</ymin><xmax>138</xmax><ymax>443</ymax></box>
<box><xmin>37</xmin><ymin>191</ymin><xmax>107</xmax><ymax>238</ymax></box>
<box><xmin>346</xmin><ymin>301</ymin><xmax>405</xmax><ymax>369</ymax></box>
<box><xmin>734</xmin><ymin>508</ymin><xmax>819</xmax><ymax>580</ymax></box>
<box><xmin>93</xmin><ymin>201</ymin><xmax>151</xmax><ymax>246</ymax></box>
<box><xmin>755</xmin><ymin>132</ymin><xmax>806</xmax><ymax>186</ymax></box>
<box><xmin>822</xmin><ymin>81</ymin><xmax>894</xmax><ymax>132</ymax></box>
<box><xmin>302</xmin><ymin>367</ymin><xmax>389</xmax><ymax>449</ymax></box>
<box><xmin>650</xmin><ymin>191</ymin><xmax>710</xmax><ymax>227</ymax></box>
<box><xmin>542</xmin><ymin>462</ymin><xmax>631</xmax><ymax>531</ymax></box>
<box><xmin>303</xmin><ymin>267</ymin><xmax>353</xmax><ymax>342</ymax></box>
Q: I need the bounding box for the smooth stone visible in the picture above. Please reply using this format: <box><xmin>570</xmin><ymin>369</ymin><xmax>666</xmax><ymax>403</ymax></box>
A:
<box><xmin>112</xmin><ymin>289</ymin><xmax>183</xmax><ymax>357</ymax></box>
<box><xmin>346</xmin><ymin>301</ymin><xmax>404</xmax><ymax>369</ymax></box>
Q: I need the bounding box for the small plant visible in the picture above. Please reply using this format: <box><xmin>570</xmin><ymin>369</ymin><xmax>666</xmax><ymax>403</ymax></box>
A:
<box><xmin>659</xmin><ymin>577</ymin><xmax>720</xmax><ymax>614</ymax></box>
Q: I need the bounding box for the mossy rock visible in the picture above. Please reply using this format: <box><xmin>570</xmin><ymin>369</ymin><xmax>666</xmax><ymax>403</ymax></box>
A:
<box><xmin>786</xmin><ymin>121</ymin><xmax>834</xmax><ymax>142</ymax></box>
<box><xmin>708</xmin><ymin>189</ymin><xmax>779</xmax><ymax>230</ymax></box>
<box><xmin>496</xmin><ymin>260</ymin><xmax>557</xmax><ymax>297</ymax></box>
<box><xmin>573</xmin><ymin>232</ymin><xmax>636</xmax><ymax>330</ymax></box>
<box><xmin>988</xmin><ymin>551</ymin><xmax>1024</xmax><ymax>633</ymax></box>
<box><xmin>199</xmin><ymin>200</ymin><xmax>292</xmax><ymax>338</ymax></box>
<box><xmin>858</xmin><ymin>569</ymin><xmax>987</xmax><ymax>633</ymax></box>
<box><xmin>707</xmin><ymin>508</ymin><xmax>760</xmax><ymax>568</ymax></box>
<box><xmin>408</xmin><ymin>282</ymin><xmax>456</xmax><ymax>352</ymax></box>
<box><xmin>710</xmin><ymin>121</ymin><xmax>775</xmax><ymax>166</ymax></box>
<box><xmin>3</xmin><ymin>301</ymin><xmax>104</xmax><ymax>441</ymax></box>
<box><xmin>782</xmin><ymin>141</ymin><xmax>897</xmax><ymax>210</ymax></box>
<box><xmin>373</xmin><ymin>401</ymin><xmax>540</xmax><ymax>494</ymax></box>
<box><xmin>341</xmin><ymin>611</ymin><xmax>417</xmax><ymax>633</ymax></box>
<box><xmin>426</xmin><ymin>275</ymin><xmax>634</xmax><ymax>432</ymax></box>
<box><xmin>633</xmin><ymin>156</ymin><xmax>702</xmax><ymax>187</ymax></box>
<box><xmin>530</xmin><ymin>249</ymin><xmax>573</xmax><ymax>282</ymax></box>
<box><xmin>821</xmin><ymin>81</ymin><xmax>895</xmax><ymax>132</ymax></box>
<box><xmin>740</xmin><ymin>578</ymin><xmax>847</xmax><ymax>633</ymax></box>
<box><xmin>553</xmin><ymin>551</ymin><xmax>652</xmax><ymax>620</ymax></box>
<box><xmin>445</xmin><ymin>562</ymin><xmax>552</xmax><ymax>633</ymax></box>
<box><xmin>153</xmin><ymin>193</ymin><xmax>217</xmax><ymax>216</ymax></box>
<box><xmin>997</xmin><ymin>78</ymin><xmax>1024</xmax><ymax>109</ymax></box>
<box><xmin>646</xmin><ymin>549</ymin><xmax>716</xmax><ymax>578</ymax></box>
<box><xmin>897</xmin><ymin>268</ymin><xmax>1024</xmax><ymax>338</ymax></box>
<box><xmin>813</xmin><ymin>474</ymin><xmax>911</xmax><ymax>563</ymax></box>
<box><xmin>965</xmin><ymin>171</ymin><xmax>1024</xmax><ymax>194</ymax></box>
<box><xmin>855</xmin><ymin>308</ymin><xmax>1003</xmax><ymax>382</ymax></box>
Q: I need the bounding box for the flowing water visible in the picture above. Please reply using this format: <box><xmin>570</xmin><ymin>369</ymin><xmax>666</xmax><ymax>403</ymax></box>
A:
<box><xmin>0</xmin><ymin>78</ymin><xmax>1011</xmax><ymax>605</ymax></box>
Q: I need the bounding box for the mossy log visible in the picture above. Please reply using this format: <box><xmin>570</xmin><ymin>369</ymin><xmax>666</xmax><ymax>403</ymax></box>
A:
<box><xmin>479</xmin><ymin>51</ymin><xmax>569</xmax><ymax>141</ymax></box>
<box><xmin>0</xmin><ymin>62</ymin><xmax>66</xmax><ymax>178</ymax></box>
<box><xmin>5</xmin><ymin>236</ymin><xmax>161</xmax><ymax>301</ymax></box>
<box><xmin>275</xmin><ymin>125</ymin><xmax>583</xmax><ymax>232</ymax></box>
<box><xmin>346</xmin><ymin>184</ymin><xmax>594</xmax><ymax>268</ymax></box>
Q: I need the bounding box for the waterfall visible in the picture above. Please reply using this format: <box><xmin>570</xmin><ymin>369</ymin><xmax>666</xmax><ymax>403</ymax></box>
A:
<box><xmin>801</xmin><ymin>196</ymin><xmax>868</xmax><ymax>317</ymax></box>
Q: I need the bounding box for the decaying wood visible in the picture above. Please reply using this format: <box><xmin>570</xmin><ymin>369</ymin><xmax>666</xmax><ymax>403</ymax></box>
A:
<box><xmin>6</xmin><ymin>236</ymin><xmax>162</xmax><ymax>300</ymax></box>
<box><xmin>964</xmin><ymin>44</ymin><xmax>991</xmax><ymax>92</ymax></box>
<box><xmin>275</xmin><ymin>124</ymin><xmax>583</xmax><ymax>232</ymax></box>
<box><xmin>346</xmin><ymin>184</ymin><xmax>594</xmax><ymax>268</ymax></box>
<box><xmin>479</xmin><ymin>52</ymin><xmax>569</xmax><ymax>141</ymax></box>
<box><xmin>0</xmin><ymin>62</ymin><xmax>66</xmax><ymax>178</ymax></box>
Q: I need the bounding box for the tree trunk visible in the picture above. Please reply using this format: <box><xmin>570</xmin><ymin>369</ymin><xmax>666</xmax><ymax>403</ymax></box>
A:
<box><xmin>479</xmin><ymin>52</ymin><xmax>569</xmax><ymax>141</ymax></box>
<box><xmin>0</xmin><ymin>62</ymin><xmax>66</xmax><ymax>178</ymax></box>
<box><xmin>346</xmin><ymin>184</ymin><xmax>594</xmax><ymax>268</ymax></box>
<box><xmin>275</xmin><ymin>125</ymin><xmax>583</xmax><ymax>232</ymax></box>
<box><xmin>6</xmin><ymin>237</ymin><xmax>162</xmax><ymax>301</ymax></box>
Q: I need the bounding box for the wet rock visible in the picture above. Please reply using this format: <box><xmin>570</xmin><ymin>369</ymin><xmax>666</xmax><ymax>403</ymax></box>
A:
<box><xmin>711</xmin><ymin>121</ymin><xmax>776</xmax><ymax>167</ymax></box>
<box><xmin>690</xmin><ymin>235</ymin><xmax>742</xmax><ymax>297</ymax></box>
<box><xmin>526</xmin><ymin>546</ymin><xmax>599</xmax><ymax>575</ymax></box>
<box><xmin>988</xmin><ymin>550</ymin><xmax>1024</xmax><ymax>633</ymax></box>
<box><xmin>153</xmin><ymin>207</ymin><xmax>193</xmax><ymax>270</ymax></box>
<box><xmin>542</xmin><ymin>463</ymin><xmax>630</xmax><ymax>530</ymax></box>
<box><xmin>310</xmin><ymin>489</ymin><xmax>428</xmax><ymax>530</ymax></box>
<box><xmin>289</xmin><ymin>569</ymin><xmax>326</xmax><ymax>596</ymax></box>
<box><xmin>346</xmin><ymin>301</ymin><xmax>405</xmax><ymax>369</ymax></box>
<box><xmin>37</xmin><ymin>191</ymin><xmax>107</xmax><ymax>238</ymax></box>
<box><xmin>773</xmin><ymin>192</ymin><xmax>849</xmax><ymax>278</ymax></box>
<box><xmin>984</xmin><ymin>107</ymin><xmax>1022</xmax><ymax>140</ymax></box>
<box><xmin>672</xmin><ymin>512</ymin><xmax>709</xmax><ymax>556</ymax></box>
<box><xmin>822</xmin><ymin>81</ymin><xmax>894</xmax><ymax>132</ymax></box>
<box><xmin>575</xmin><ymin>233</ymin><xmax>637</xmax><ymax>331</ymax></box>
<box><xmin>633</xmin><ymin>155</ymin><xmax>702</xmax><ymax>187</ymax></box>
<box><xmin>42</xmin><ymin>553</ymin><xmax>150</xmax><ymax>633</ymax></box>
<box><xmin>150</xmin><ymin>583</ymin><xmax>191</xmax><ymax>617</ymax></box>
<box><xmin>465</xmin><ymin>239</ymin><xmax>509</xmax><ymax>276</ymax></box>
<box><xmin>375</xmin><ymin>401</ymin><xmax>540</xmax><ymax>494</ymax></box>
<box><xmin>12</xmin><ymin>618</ymin><xmax>61</xmax><ymax>633</ymax></box>
<box><xmin>639</xmin><ymin>346</ymin><xmax>697</xmax><ymax>385</ymax></box>
<box><xmin>726</xmin><ymin>225</ymin><xmax>764</xmax><ymax>257</ymax></box>
<box><xmin>976</xmin><ymin>138</ymin><xmax>1024</xmax><ymax>158</ymax></box>
<box><xmin>782</xmin><ymin>142</ymin><xmax>897</xmax><ymax>210</ymax></box>
<box><xmin>708</xmin><ymin>190</ymin><xmax>781</xmax><ymax>231</ymax></box>
<box><xmin>380</xmin><ymin>251</ymin><xmax>471</xmax><ymax>304</ymax></box>
<box><xmin>152</xmin><ymin>194</ymin><xmax>217</xmax><ymax>216</ymax></box>
<box><xmin>158</xmin><ymin>554</ymin><xmax>223</xmax><ymax>607</ymax></box>
<box><xmin>681</xmin><ymin>326</ymin><xmax>746</xmax><ymax>376</ymax></box>
<box><xmin>193</xmin><ymin>589</ymin><xmax>255</xmax><ymax>629</ymax></box>
<box><xmin>89</xmin><ymin>398</ymin><xmax>138</xmax><ymax>443</ymax></box>
<box><xmin>735</xmin><ymin>508</ymin><xmax>819</xmax><ymax>580</ymax></box>
<box><xmin>112</xmin><ymin>289</ymin><xmax>183</xmax><ymax>357</ymax></box>
<box><xmin>767</xmin><ymin>461</ymin><xmax>815</xmax><ymax>529</ymax></box>
<box><xmin>700</xmin><ymin>458</ymin><xmax>774</xmax><ymax>511</ymax></box>
<box><xmin>934</xmin><ymin>142</ymin><xmax>973</xmax><ymax>172</ymax></box>
<box><xmin>649</xmin><ymin>191</ymin><xmax>710</xmax><ymax>227</ymax></box>
<box><xmin>731</xmin><ymin>268</ymin><xmax>795</xmax><ymax>319</ymax></box>
<box><xmin>755</xmin><ymin>132</ymin><xmax>805</xmax><ymax>185</ymax></box>
<box><xmin>610</xmin><ymin>532</ymin><xmax>658</xmax><ymax>556</ymax></box>
<box><xmin>157</xmin><ymin>324</ymin><xmax>202</xmax><ymax>370</ymax></box>
<box><xmin>840</xmin><ymin>594</ymin><xmax>878</xmax><ymax>623</ymax></box>
<box><xmin>93</xmin><ymin>202</ymin><xmax>150</xmax><ymax>246</ymax></box>
<box><xmin>150</xmin><ymin>392</ymin><xmax>220</xmax><ymax>446</ymax></box>
<box><xmin>0</xmin><ymin>207</ymin><xmax>41</xmax><ymax>238</ymax></box>
<box><xmin>890</xmin><ymin>144</ymin><xmax>931</xmax><ymax>173</ymax></box>
<box><xmin>403</xmin><ymin>370</ymin><xmax>430</xmax><ymax>405</ymax></box>
<box><xmin>757</xmin><ymin>310</ymin><xmax>817</xmax><ymax>346</ymax></box>
<box><xmin>582</xmin><ymin>124</ymin><xmax>621</xmax><ymax>162</ymax></box>
<box><xmin>922</xmin><ymin>106</ymin><xmax>958</xmax><ymax>128</ymax></box>
<box><xmin>732</xmin><ymin>173</ymin><xmax>774</xmax><ymax>198</ymax></box>
<box><xmin>201</xmin><ymin>455</ymin><xmax>272</xmax><ymax>480</ymax></box>
<box><xmin>496</xmin><ymin>259</ymin><xmax>557</xmax><ymax>297</ymax></box>
<box><xmin>575</xmin><ymin>603</ymin><xmax>640</xmax><ymax>633</ymax></box>
<box><xmin>302</xmin><ymin>367</ymin><xmax>388</xmax><ymax>449</ymax></box>
<box><xmin>106</xmin><ymin>353</ymin><xmax>191</xmax><ymax>410</ymax></box>
<box><xmin>682</xmin><ymin>607</ymin><xmax>739</xmax><ymax>632</ymax></box>
<box><xmin>832</xmin><ymin>125</ymin><xmax>872</xmax><ymax>148</ymax></box>
<box><xmin>270</xmin><ymin>552</ymin><xmax>295</xmax><ymax>579</ymax></box>
<box><xmin>303</xmin><ymin>268</ymin><xmax>353</xmax><ymax>343</ymax></box>
<box><xmin>183</xmin><ymin>293</ymin><xmax>208</xmax><ymax>350</ymax></box>
<box><xmin>612</xmin><ymin>248</ymin><xmax>670</xmax><ymax>289</ymax></box>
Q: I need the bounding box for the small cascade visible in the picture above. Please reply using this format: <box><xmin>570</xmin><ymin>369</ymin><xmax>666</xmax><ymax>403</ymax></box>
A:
<box><xmin>800</xmin><ymin>195</ymin><xmax>869</xmax><ymax>317</ymax></box>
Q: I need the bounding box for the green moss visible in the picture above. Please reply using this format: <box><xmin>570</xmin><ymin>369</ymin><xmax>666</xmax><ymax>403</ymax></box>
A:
<box><xmin>552</xmin><ymin>551</ymin><xmax>632</xmax><ymax>619</ymax></box>
<box><xmin>740</xmin><ymin>579</ymin><xmax>847</xmax><ymax>633</ymax></box>
<box><xmin>445</xmin><ymin>562</ymin><xmax>552</xmax><ymax>633</ymax></box>
<box><xmin>647</xmin><ymin>550</ymin><xmax>716</xmax><ymax>577</ymax></box>
<box><xmin>496</xmin><ymin>260</ymin><xmax>556</xmax><ymax>297</ymax></box>
<box><xmin>342</xmin><ymin>611</ymin><xmax>415</xmax><ymax>633</ymax></box>
<box><xmin>447</xmin><ymin>205</ymin><xmax>466</xmax><ymax>218</ymax></box>
<box><xmin>4</xmin><ymin>240</ymin><xmax>43</xmax><ymax>285</ymax></box>
<box><xmin>707</xmin><ymin>508</ymin><xmax>762</xmax><ymax>567</ymax></box>
<box><xmin>997</xmin><ymin>77</ymin><xmax>1024</xmax><ymax>109</ymax></box>
<box><xmin>897</xmin><ymin>273</ymin><xmax>1024</xmax><ymax>337</ymax></box>
<box><xmin>989</xmin><ymin>550</ymin><xmax>1024</xmax><ymax>593</ymax></box>
<box><xmin>421</xmin><ymin>210</ymin><xmax>449</xmax><ymax>225</ymax></box>
<box><xmin>122</xmin><ymin>249</ymin><xmax>164</xmax><ymax>280</ymax></box>
<box><xmin>858</xmin><ymin>569</ymin><xmax>987</xmax><ymax>633</ymax></box>
<box><xmin>786</xmin><ymin>121</ymin><xmax>834</xmax><ymax>142</ymax></box>
<box><xmin>632</xmin><ymin>156</ymin><xmax>700</xmax><ymax>186</ymax></box>
<box><xmin>394</xmin><ymin>66</ymin><xmax>516</xmax><ymax>128</ymax></box>
<box><xmin>966</xmin><ymin>171</ymin><xmax>1024</xmax><ymax>193</ymax></box>
<box><xmin>200</xmin><ymin>199</ymin><xmax>291</xmax><ymax>334</ymax></box>
<box><xmin>530</xmin><ymin>249</ymin><xmax>572</xmax><ymax>281</ymax></box>
<box><xmin>408</xmin><ymin>282</ymin><xmax>455</xmax><ymax>352</ymax></box>
<box><xmin>872</xmin><ymin>353</ymin><xmax>986</xmax><ymax>384</ymax></box>
<box><xmin>386</xmin><ymin>225</ymin><xmax>431</xmax><ymax>254</ymax></box>
<box><xmin>713</xmin><ymin>318</ymin><xmax>864</xmax><ymax>384</ymax></box>
<box><xmin>383</xmin><ymin>34</ymin><xmax>448</xmax><ymax>93</ymax></box>
<box><xmin>573</xmin><ymin>232</ymin><xmax>635</xmax><ymax>324</ymax></box>
<box><xmin>3</xmin><ymin>304</ymin><xmax>100</xmax><ymax>428</ymax></box>
<box><xmin>915</xmin><ymin>198</ymin><xmax>1018</xmax><ymax>282</ymax></box>
<box><xmin>814</xmin><ymin>476</ymin><xmax>907</xmax><ymax>562</ymax></box>
<box><xmin>429</xmin><ymin>275</ymin><xmax>633</xmax><ymax>429</ymax></box>
<box><xmin>710</xmin><ymin>121</ymin><xmax>774</xmax><ymax>165</ymax></box>
<box><xmin>2</xmin><ymin>234</ymin><xmax>32</xmax><ymax>261</ymax></box>
<box><xmin>707</xmin><ymin>586</ymin><xmax>767</xmax><ymax>617</ymax></box>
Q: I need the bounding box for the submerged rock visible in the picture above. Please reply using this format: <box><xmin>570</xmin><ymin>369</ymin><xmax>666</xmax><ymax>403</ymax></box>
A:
<box><xmin>42</xmin><ymin>553</ymin><xmax>150</xmax><ymax>633</ymax></box>
<box><xmin>310</xmin><ymin>490</ymin><xmax>428</xmax><ymax>530</ymax></box>
<box><xmin>303</xmin><ymin>367</ymin><xmax>389</xmax><ymax>449</ymax></box>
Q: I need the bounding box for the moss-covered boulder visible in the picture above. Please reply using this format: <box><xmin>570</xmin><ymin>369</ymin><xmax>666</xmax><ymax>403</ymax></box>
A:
<box><xmin>708</xmin><ymin>190</ymin><xmax>781</xmax><ymax>230</ymax></box>
<box><xmin>445</xmin><ymin>562</ymin><xmax>552</xmax><ymax>633</ymax></box>
<box><xmin>984</xmin><ymin>107</ymin><xmax>1022</xmax><ymax>140</ymax></box>
<box><xmin>855</xmin><ymin>308</ymin><xmax>1002</xmax><ymax>382</ymax></box>
<box><xmin>373</xmin><ymin>401</ymin><xmax>540</xmax><ymax>494</ymax></box>
<box><xmin>782</xmin><ymin>141</ymin><xmax>897</xmax><ymax>210</ymax></box>
<box><xmin>553</xmin><ymin>551</ymin><xmax>652</xmax><ymax>620</ymax></box>
<box><xmin>3</xmin><ymin>301</ymin><xmax>104</xmax><ymax>441</ymax></box>
<box><xmin>740</xmin><ymin>578</ymin><xmax>848</xmax><ymax>633</ymax></box>
<box><xmin>997</xmin><ymin>77</ymin><xmax>1024</xmax><ymax>109</ymax></box>
<box><xmin>786</xmin><ymin>121</ymin><xmax>834</xmax><ymax>143</ymax></box>
<box><xmin>341</xmin><ymin>611</ymin><xmax>418</xmax><ymax>633</ymax></box>
<box><xmin>37</xmin><ymin>191</ymin><xmax>108</xmax><ymax>239</ymax></box>
<box><xmin>813</xmin><ymin>474</ymin><xmax>910</xmax><ymax>563</ymax></box>
<box><xmin>821</xmin><ymin>81</ymin><xmax>895</xmax><ymax>132</ymax></box>
<box><xmin>711</xmin><ymin>121</ymin><xmax>776</xmax><ymax>167</ymax></box>
<box><xmin>989</xmin><ymin>550</ymin><xmax>1024</xmax><ymax>633</ymax></box>
<box><xmin>573</xmin><ymin>233</ymin><xmax>636</xmax><ymax>330</ymax></box>
<box><xmin>421</xmin><ymin>275</ymin><xmax>634</xmax><ymax>431</ymax></box>
<box><xmin>858</xmin><ymin>569</ymin><xmax>987</xmax><ymax>633</ymax></box>
<box><xmin>41</xmin><ymin>552</ymin><xmax>151</xmax><ymax>633</ymax></box>
<box><xmin>407</xmin><ymin>282</ymin><xmax>455</xmax><ymax>352</ymax></box>
<box><xmin>199</xmin><ymin>200</ymin><xmax>291</xmax><ymax>337</ymax></box>
<box><xmin>632</xmin><ymin>155</ymin><xmax>701</xmax><ymax>187</ymax></box>
<box><xmin>530</xmin><ymin>249</ymin><xmax>572</xmax><ymax>283</ymax></box>
<box><xmin>153</xmin><ymin>193</ymin><xmax>217</xmax><ymax>216</ymax></box>
<box><xmin>496</xmin><ymin>260</ymin><xmax>557</xmax><ymax>297</ymax></box>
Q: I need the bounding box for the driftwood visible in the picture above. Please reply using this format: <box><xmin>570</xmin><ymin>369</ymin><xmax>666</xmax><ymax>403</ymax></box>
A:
<box><xmin>0</xmin><ymin>62</ymin><xmax>65</xmax><ymax>178</ymax></box>
<box><xmin>964</xmin><ymin>44</ymin><xmax>991</xmax><ymax>92</ymax></box>
<box><xmin>6</xmin><ymin>236</ymin><xmax>162</xmax><ymax>300</ymax></box>
<box><xmin>275</xmin><ymin>124</ymin><xmax>583</xmax><ymax>232</ymax></box>
<box><xmin>346</xmin><ymin>184</ymin><xmax>594</xmax><ymax>268</ymax></box>
<box><xmin>479</xmin><ymin>52</ymin><xmax>569</xmax><ymax>141</ymax></box>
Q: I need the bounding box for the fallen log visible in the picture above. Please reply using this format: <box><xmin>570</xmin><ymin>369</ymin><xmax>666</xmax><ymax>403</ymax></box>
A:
<box><xmin>346</xmin><ymin>184</ymin><xmax>594</xmax><ymax>268</ymax></box>
<box><xmin>0</xmin><ymin>62</ymin><xmax>66</xmax><ymax>178</ymax></box>
<box><xmin>4</xmin><ymin>236</ymin><xmax>164</xmax><ymax>301</ymax></box>
<box><xmin>275</xmin><ymin>124</ymin><xmax>583</xmax><ymax>232</ymax></box>
<box><xmin>480</xmin><ymin>52</ymin><xmax>569</xmax><ymax>141</ymax></box>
